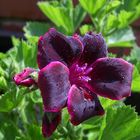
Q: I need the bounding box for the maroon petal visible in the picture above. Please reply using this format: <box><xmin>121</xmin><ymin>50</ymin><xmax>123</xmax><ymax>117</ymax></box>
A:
<box><xmin>37</xmin><ymin>28</ymin><xmax>83</xmax><ymax>69</ymax></box>
<box><xmin>88</xmin><ymin>58</ymin><xmax>133</xmax><ymax>100</ymax></box>
<box><xmin>42</xmin><ymin>112</ymin><xmax>61</xmax><ymax>137</ymax></box>
<box><xmin>38</xmin><ymin>61</ymin><xmax>71</xmax><ymax>112</ymax></box>
<box><xmin>79</xmin><ymin>32</ymin><xmax>107</xmax><ymax>65</ymax></box>
<box><xmin>67</xmin><ymin>85</ymin><xmax>104</xmax><ymax>125</ymax></box>
<box><xmin>13</xmin><ymin>68</ymin><xmax>37</xmax><ymax>87</ymax></box>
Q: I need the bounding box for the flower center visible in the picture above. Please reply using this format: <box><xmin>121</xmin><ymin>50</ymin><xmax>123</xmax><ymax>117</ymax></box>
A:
<box><xmin>69</xmin><ymin>63</ymin><xmax>92</xmax><ymax>86</ymax></box>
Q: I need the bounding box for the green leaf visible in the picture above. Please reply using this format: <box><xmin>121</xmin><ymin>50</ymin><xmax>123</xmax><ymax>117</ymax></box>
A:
<box><xmin>80</xmin><ymin>24</ymin><xmax>93</xmax><ymax>35</ymax></box>
<box><xmin>27</xmin><ymin>124</ymin><xmax>45</xmax><ymax>140</ymax></box>
<box><xmin>12</xmin><ymin>37</ymin><xmax>23</xmax><ymax>64</ymax></box>
<box><xmin>130</xmin><ymin>46</ymin><xmax>140</xmax><ymax>61</ymax></box>
<box><xmin>0</xmin><ymin>77</ymin><xmax>7</xmax><ymax>90</ymax></box>
<box><xmin>116</xmin><ymin>0</ymin><xmax>140</xmax><ymax>24</ymax></box>
<box><xmin>99</xmin><ymin>106</ymin><xmax>140</xmax><ymax>140</ymax></box>
<box><xmin>79</xmin><ymin>0</ymin><xmax>106</xmax><ymax>15</ymax></box>
<box><xmin>108</xmin><ymin>53</ymin><xmax>117</xmax><ymax>58</ymax></box>
<box><xmin>107</xmin><ymin>28</ymin><xmax>135</xmax><ymax>47</ymax></box>
<box><xmin>103</xmin><ymin>14</ymin><xmax>118</xmax><ymax>35</ymax></box>
<box><xmin>117</xmin><ymin>0</ymin><xmax>140</xmax><ymax>11</ymax></box>
<box><xmin>87</xmin><ymin>131</ymin><xmax>99</xmax><ymax>140</ymax></box>
<box><xmin>23</xmin><ymin>22</ymin><xmax>51</xmax><ymax>37</ymax></box>
<box><xmin>38</xmin><ymin>1</ymin><xmax>74</xmax><ymax>34</ymax></box>
<box><xmin>99</xmin><ymin>97</ymin><xmax>121</xmax><ymax>109</ymax></box>
<box><xmin>135</xmin><ymin>3</ymin><xmax>140</xmax><ymax>19</ymax></box>
<box><xmin>73</xmin><ymin>5</ymin><xmax>86</xmax><ymax>31</ymax></box>
<box><xmin>118</xmin><ymin>10</ymin><xmax>134</xmax><ymax>28</ymax></box>
<box><xmin>29</xmin><ymin>90</ymin><xmax>42</xmax><ymax>103</ymax></box>
<box><xmin>136</xmin><ymin>61</ymin><xmax>140</xmax><ymax>72</ymax></box>
<box><xmin>0</xmin><ymin>67</ymin><xmax>5</xmax><ymax>76</ymax></box>
<box><xmin>0</xmin><ymin>131</ymin><xmax>4</xmax><ymax>140</ymax></box>
<box><xmin>21</xmin><ymin>40</ymin><xmax>37</xmax><ymax>68</ymax></box>
<box><xmin>105</xmin><ymin>0</ymin><xmax>121</xmax><ymax>13</ymax></box>
<box><xmin>12</xmin><ymin>37</ymin><xmax>37</xmax><ymax>68</ymax></box>
<box><xmin>38</xmin><ymin>1</ymin><xmax>85</xmax><ymax>35</ymax></box>
<box><xmin>0</xmin><ymin>53</ymin><xmax>6</xmax><ymax>59</ymax></box>
<box><xmin>131</xmin><ymin>66</ymin><xmax>140</xmax><ymax>92</ymax></box>
<box><xmin>0</xmin><ymin>89</ymin><xmax>23</xmax><ymax>112</ymax></box>
<box><xmin>0</xmin><ymin>123</ymin><xmax>22</xmax><ymax>140</ymax></box>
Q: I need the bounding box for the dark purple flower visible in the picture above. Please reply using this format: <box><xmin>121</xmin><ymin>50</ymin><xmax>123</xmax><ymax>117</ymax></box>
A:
<box><xmin>37</xmin><ymin>28</ymin><xmax>133</xmax><ymax>136</ymax></box>
<box><xmin>14</xmin><ymin>28</ymin><xmax>133</xmax><ymax>137</ymax></box>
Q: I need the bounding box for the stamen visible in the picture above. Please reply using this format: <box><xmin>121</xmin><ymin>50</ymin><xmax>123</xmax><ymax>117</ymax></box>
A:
<box><xmin>70</xmin><ymin>63</ymin><xmax>92</xmax><ymax>85</ymax></box>
<box><xmin>85</xmin><ymin>67</ymin><xmax>93</xmax><ymax>75</ymax></box>
<box><xmin>79</xmin><ymin>76</ymin><xmax>91</xmax><ymax>82</ymax></box>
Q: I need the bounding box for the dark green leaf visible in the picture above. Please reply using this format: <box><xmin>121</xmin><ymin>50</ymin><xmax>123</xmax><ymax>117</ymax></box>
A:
<box><xmin>0</xmin><ymin>123</ymin><xmax>22</xmax><ymax>140</ymax></box>
<box><xmin>27</xmin><ymin>124</ymin><xmax>45</xmax><ymax>140</ymax></box>
<box><xmin>0</xmin><ymin>88</ymin><xmax>24</xmax><ymax>112</ymax></box>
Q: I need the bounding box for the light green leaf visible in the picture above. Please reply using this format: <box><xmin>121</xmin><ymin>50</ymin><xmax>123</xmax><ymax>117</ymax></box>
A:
<box><xmin>0</xmin><ymin>131</ymin><xmax>4</xmax><ymax>140</ymax></box>
<box><xmin>117</xmin><ymin>0</ymin><xmax>140</xmax><ymax>11</ymax></box>
<box><xmin>108</xmin><ymin>53</ymin><xmax>117</xmax><ymax>58</ymax></box>
<box><xmin>99</xmin><ymin>97</ymin><xmax>120</xmax><ymax>109</ymax></box>
<box><xmin>135</xmin><ymin>3</ymin><xmax>140</xmax><ymax>19</ymax></box>
<box><xmin>73</xmin><ymin>5</ymin><xmax>86</xmax><ymax>31</ymax></box>
<box><xmin>105</xmin><ymin>0</ymin><xmax>121</xmax><ymax>13</ymax></box>
<box><xmin>38</xmin><ymin>1</ymin><xmax>85</xmax><ymax>35</ymax></box>
<box><xmin>0</xmin><ymin>89</ymin><xmax>23</xmax><ymax>112</ymax></box>
<box><xmin>118</xmin><ymin>10</ymin><xmax>134</xmax><ymax>28</ymax></box>
<box><xmin>12</xmin><ymin>37</ymin><xmax>23</xmax><ymax>63</ymax></box>
<box><xmin>131</xmin><ymin>66</ymin><xmax>140</xmax><ymax>92</ymax></box>
<box><xmin>103</xmin><ymin>14</ymin><xmax>118</xmax><ymax>35</ymax></box>
<box><xmin>99</xmin><ymin>106</ymin><xmax>140</xmax><ymax>140</ymax></box>
<box><xmin>79</xmin><ymin>0</ymin><xmax>106</xmax><ymax>15</ymax></box>
<box><xmin>0</xmin><ymin>53</ymin><xmax>6</xmax><ymax>59</ymax></box>
<box><xmin>80</xmin><ymin>24</ymin><xmax>93</xmax><ymax>35</ymax></box>
<box><xmin>23</xmin><ymin>22</ymin><xmax>51</xmax><ymax>37</ymax></box>
<box><xmin>130</xmin><ymin>46</ymin><xmax>140</xmax><ymax>61</ymax></box>
<box><xmin>38</xmin><ymin>1</ymin><xmax>74</xmax><ymax>34</ymax></box>
<box><xmin>107</xmin><ymin>28</ymin><xmax>135</xmax><ymax>47</ymax></box>
<box><xmin>116</xmin><ymin>0</ymin><xmax>140</xmax><ymax>24</ymax></box>
<box><xmin>0</xmin><ymin>77</ymin><xmax>7</xmax><ymax>90</ymax></box>
<box><xmin>87</xmin><ymin>132</ymin><xmax>99</xmax><ymax>140</ymax></box>
<box><xmin>12</xmin><ymin>37</ymin><xmax>37</xmax><ymax>68</ymax></box>
<box><xmin>21</xmin><ymin>40</ymin><xmax>37</xmax><ymax>68</ymax></box>
<box><xmin>29</xmin><ymin>90</ymin><xmax>42</xmax><ymax>103</ymax></box>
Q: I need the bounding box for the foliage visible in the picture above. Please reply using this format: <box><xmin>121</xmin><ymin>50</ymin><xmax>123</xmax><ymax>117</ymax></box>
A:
<box><xmin>126</xmin><ymin>46</ymin><xmax>140</xmax><ymax>92</ymax></box>
<box><xmin>38</xmin><ymin>0</ymin><xmax>86</xmax><ymax>35</ymax></box>
<box><xmin>98</xmin><ymin>106</ymin><xmax>140</xmax><ymax>140</ymax></box>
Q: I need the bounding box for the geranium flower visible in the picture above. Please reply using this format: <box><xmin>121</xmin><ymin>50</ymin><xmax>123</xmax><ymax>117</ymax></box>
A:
<box><xmin>13</xmin><ymin>28</ymin><xmax>133</xmax><ymax>137</ymax></box>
